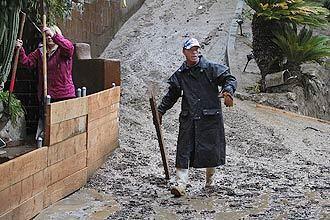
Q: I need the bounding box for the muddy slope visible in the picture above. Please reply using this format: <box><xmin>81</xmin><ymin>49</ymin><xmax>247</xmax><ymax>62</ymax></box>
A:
<box><xmin>86</xmin><ymin>0</ymin><xmax>330</xmax><ymax>219</ymax></box>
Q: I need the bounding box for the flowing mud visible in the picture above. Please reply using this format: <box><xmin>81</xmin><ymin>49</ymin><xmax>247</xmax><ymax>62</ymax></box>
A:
<box><xmin>89</xmin><ymin>0</ymin><xmax>329</xmax><ymax>219</ymax></box>
<box><xmin>37</xmin><ymin>0</ymin><xmax>330</xmax><ymax>219</ymax></box>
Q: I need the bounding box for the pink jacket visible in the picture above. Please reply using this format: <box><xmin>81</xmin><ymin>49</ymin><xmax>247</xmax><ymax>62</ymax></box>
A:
<box><xmin>19</xmin><ymin>33</ymin><xmax>76</xmax><ymax>101</ymax></box>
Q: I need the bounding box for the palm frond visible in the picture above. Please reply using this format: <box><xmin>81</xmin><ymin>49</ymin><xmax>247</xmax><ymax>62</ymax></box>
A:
<box><xmin>272</xmin><ymin>24</ymin><xmax>330</xmax><ymax>63</ymax></box>
<box><xmin>244</xmin><ymin>0</ymin><xmax>329</xmax><ymax>26</ymax></box>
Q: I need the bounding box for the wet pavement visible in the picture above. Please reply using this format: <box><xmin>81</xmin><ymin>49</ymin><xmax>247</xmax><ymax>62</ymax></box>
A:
<box><xmin>35</xmin><ymin>189</ymin><xmax>120</xmax><ymax>220</ymax></box>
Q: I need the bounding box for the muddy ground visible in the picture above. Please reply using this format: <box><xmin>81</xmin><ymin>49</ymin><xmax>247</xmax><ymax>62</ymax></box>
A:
<box><xmin>36</xmin><ymin>0</ymin><xmax>330</xmax><ymax>219</ymax></box>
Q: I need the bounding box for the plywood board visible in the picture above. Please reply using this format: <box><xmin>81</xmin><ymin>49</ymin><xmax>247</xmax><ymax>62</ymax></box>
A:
<box><xmin>0</xmin><ymin>209</ymin><xmax>11</xmax><ymax>220</ymax></box>
<box><xmin>256</xmin><ymin>103</ymin><xmax>330</xmax><ymax>125</ymax></box>
<box><xmin>0</xmin><ymin>160</ymin><xmax>13</xmax><ymax>192</ymax></box>
<box><xmin>47</xmin><ymin>133</ymin><xmax>87</xmax><ymax>166</ymax></box>
<box><xmin>88</xmin><ymin>87</ymin><xmax>120</xmax><ymax>114</ymax></box>
<box><xmin>0</xmin><ymin>187</ymin><xmax>11</xmax><ymax>214</ymax></box>
<box><xmin>44</xmin><ymin>168</ymin><xmax>87</xmax><ymax>208</ymax></box>
<box><xmin>10</xmin><ymin>177</ymin><xmax>32</xmax><ymax>209</ymax></box>
<box><xmin>0</xmin><ymin>169</ymin><xmax>48</xmax><ymax>217</ymax></box>
<box><xmin>88</xmin><ymin>119</ymin><xmax>118</xmax><ymax>148</ymax></box>
<box><xmin>48</xmin><ymin>97</ymin><xmax>88</xmax><ymax>125</ymax></box>
<box><xmin>11</xmin><ymin>148</ymin><xmax>47</xmax><ymax>185</ymax></box>
<box><xmin>49</xmin><ymin>116</ymin><xmax>87</xmax><ymax>145</ymax></box>
<box><xmin>47</xmin><ymin>151</ymin><xmax>87</xmax><ymax>185</ymax></box>
<box><xmin>88</xmin><ymin>102</ymin><xmax>119</xmax><ymax>122</ymax></box>
<box><xmin>87</xmin><ymin>137</ymin><xmax>118</xmax><ymax>167</ymax></box>
<box><xmin>87</xmin><ymin>153</ymin><xmax>110</xmax><ymax>179</ymax></box>
<box><xmin>87</xmin><ymin>120</ymin><xmax>118</xmax><ymax>165</ymax></box>
<box><xmin>1</xmin><ymin>148</ymin><xmax>47</xmax><ymax>194</ymax></box>
<box><xmin>32</xmin><ymin>169</ymin><xmax>48</xmax><ymax>196</ymax></box>
<box><xmin>87</xmin><ymin>110</ymin><xmax>118</xmax><ymax>132</ymax></box>
<box><xmin>104</xmin><ymin>59</ymin><xmax>121</xmax><ymax>88</ymax></box>
<box><xmin>11</xmin><ymin>191</ymin><xmax>44</xmax><ymax>220</ymax></box>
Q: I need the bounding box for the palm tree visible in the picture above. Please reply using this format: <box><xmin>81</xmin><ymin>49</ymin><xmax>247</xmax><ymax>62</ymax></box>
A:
<box><xmin>244</xmin><ymin>0</ymin><xmax>328</xmax><ymax>91</ymax></box>
<box><xmin>272</xmin><ymin>24</ymin><xmax>330</xmax><ymax>90</ymax></box>
<box><xmin>251</xmin><ymin>13</ymin><xmax>283</xmax><ymax>91</ymax></box>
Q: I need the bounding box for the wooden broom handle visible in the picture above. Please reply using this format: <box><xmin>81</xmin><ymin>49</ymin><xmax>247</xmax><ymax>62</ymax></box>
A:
<box><xmin>42</xmin><ymin>14</ymin><xmax>48</xmax><ymax>99</ymax></box>
<box><xmin>9</xmin><ymin>12</ymin><xmax>26</xmax><ymax>92</ymax></box>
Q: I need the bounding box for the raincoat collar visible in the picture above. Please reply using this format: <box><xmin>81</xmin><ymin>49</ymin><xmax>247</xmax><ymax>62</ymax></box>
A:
<box><xmin>179</xmin><ymin>55</ymin><xmax>207</xmax><ymax>72</ymax></box>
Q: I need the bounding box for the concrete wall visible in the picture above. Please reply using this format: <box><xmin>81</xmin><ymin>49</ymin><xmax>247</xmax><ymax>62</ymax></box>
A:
<box><xmin>58</xmin><ymin>0</ymin><xmax>145</xmax><ymax>57</ymax></box>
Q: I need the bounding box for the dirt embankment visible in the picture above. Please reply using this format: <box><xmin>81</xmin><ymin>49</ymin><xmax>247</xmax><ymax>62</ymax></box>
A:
<box><xmin>82</xmin><ymin>0</ymin><xmax>330</xmax><ymax>219</ymax></box>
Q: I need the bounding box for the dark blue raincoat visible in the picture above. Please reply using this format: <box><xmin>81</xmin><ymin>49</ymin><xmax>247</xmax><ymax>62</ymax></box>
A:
<box><xmin>158</xmin><ymin>56</ymin><xmax>237</xmax><ymax>168</ymax></box>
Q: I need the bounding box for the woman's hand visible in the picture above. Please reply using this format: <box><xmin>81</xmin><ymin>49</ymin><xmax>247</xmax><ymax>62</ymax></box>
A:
<box><xmin>43</xmin><ymin>27</ymin><xmax>55</xmax><ymax>37</ymax></box>
<box><xmin>16</xmin><ymin>39</ymin><xmax>23</xmax><ymax>49</ymax></box>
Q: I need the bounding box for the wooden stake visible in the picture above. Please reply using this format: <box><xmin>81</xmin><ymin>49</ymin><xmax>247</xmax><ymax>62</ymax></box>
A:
<box><xmin>42</xmin><ymin>14</ymin><xmax>47</xmax><ymax>100</ymax></box>
<box><xmin>9</xmin><ymin>11</ymin><xmax>26</xmax><ymax>93</ymax></box>
<box><xmin>149</xmin><ymin>87</ymin><xmax>170</xmax><ymax>180</ymax></box>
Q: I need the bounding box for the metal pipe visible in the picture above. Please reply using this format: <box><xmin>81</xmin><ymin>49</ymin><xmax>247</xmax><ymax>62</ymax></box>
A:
<box><xmin>46</xmin><ymin>95</ymin><xmax>51</xmax><ymax>105</ymax></box>
<box><xmin>82</xmin><ymin>87</ymin><xmax>87</xmax><ymax>97</ymax></box>
<box><xmin>77</xmin><ymin>88</ymin><xmax>82</xmax><ymax>97</ymax></box>
<box><xmin>37</xmin><ymin>137</ymin><xmax>43</xmax><ymax>148</ymax></box>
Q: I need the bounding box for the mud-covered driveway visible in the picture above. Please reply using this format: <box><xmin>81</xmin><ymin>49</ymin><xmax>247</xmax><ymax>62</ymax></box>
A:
<box><xmin>38</xmin><ymin>0</ymin><xmax>330</xmax><ymax>219</ymax></box>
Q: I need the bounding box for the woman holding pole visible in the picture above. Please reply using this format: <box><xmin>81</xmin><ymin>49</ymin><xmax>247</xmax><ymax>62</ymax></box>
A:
<box><xmin>15</xmin><ymin>25</ymin><xmax>76</xmax><ymax>103</ymax></box>
<box><xmin>16</xmin><ymin>25</ymin><xmax>76</xmax><ymax>140</ymax></box>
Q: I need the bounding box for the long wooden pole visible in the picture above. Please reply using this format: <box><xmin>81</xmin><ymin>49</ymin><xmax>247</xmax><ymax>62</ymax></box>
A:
<box><xmin>42</xmin><ymin>14</ymin><xmax>47</xmax><ymax>100</ymax></box>
<box><xmin>36</xmin><ymin>0</ymin><xmax>48</xmax><ymax>143</ymax></box>
<box><xmin>149</xmin><ymin>87</ymin><xmax>170</xmax><ymax>180</ymax></box>
<box><xmin>0</xmin><ymin>12</ymin><xmax>26</xmax><ymax>131</ymax></box>
<box><xmin>9</xmin><ymin>11</ymin><xmax>26</xmax><ymax>94</ymax></box>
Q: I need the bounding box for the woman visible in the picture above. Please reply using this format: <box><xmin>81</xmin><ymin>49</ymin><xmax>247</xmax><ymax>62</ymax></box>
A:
<box><xmin>16</xmin><ymin>25</ymin><xmax>76</xmax><ymax>102</ymax></box>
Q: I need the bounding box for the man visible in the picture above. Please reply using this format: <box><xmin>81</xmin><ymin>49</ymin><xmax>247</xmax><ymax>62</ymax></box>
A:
<box><xmin>157</xmin><ymin>38</ymin><xmax>237</xmax><ymax>197</ymax></box>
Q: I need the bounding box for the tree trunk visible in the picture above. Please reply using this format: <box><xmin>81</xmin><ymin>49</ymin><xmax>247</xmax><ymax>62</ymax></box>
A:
<box><xmin>252</xmin><ymin>14</ymin><xmax>283</xmax><ymax>91</ymax></box>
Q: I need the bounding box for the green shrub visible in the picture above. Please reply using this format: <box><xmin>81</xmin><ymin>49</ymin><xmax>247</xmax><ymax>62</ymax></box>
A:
<box><xmin>0</xmin><ymin>91</ymin><xmax>25</xmax><ymax>125</ymax></box>
<box><xmin>324</xmin><ymin>0</ymin><xmax>330</xmax><ymax>9</ymax></box>
<box><xmin>272</xmin><ymin>24</ymin><xmax>330</xmax><ymax>65</ymax></box>
<box><xmin>0</xmin><ymin>0</ymin><xmax>73</xmax><ymax>84</ymax></box>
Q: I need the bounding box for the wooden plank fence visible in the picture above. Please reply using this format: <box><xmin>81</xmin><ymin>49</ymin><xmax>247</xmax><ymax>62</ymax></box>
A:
<box><xmin>0</xmin><ymin>86</ymin><xmax>121</xmax><ymax>220</ymax></box>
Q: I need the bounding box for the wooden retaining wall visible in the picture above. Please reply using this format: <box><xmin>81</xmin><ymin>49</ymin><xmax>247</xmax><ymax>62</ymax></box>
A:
<box><xmin>0</xmin><ymin>86</ymin><xmax>120</xmax><ymax>220</ymax></box>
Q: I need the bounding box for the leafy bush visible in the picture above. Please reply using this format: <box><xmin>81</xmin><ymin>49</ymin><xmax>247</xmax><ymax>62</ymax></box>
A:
<box><xmin>272</xmin><ymin>24</ymin><xmax>330</xmax><ymax>65</ymax></box>
<box><xmin>244</xmin><ymin>0</ymin><xmax>329</xmax><ymax>26</ymax></box>
<box><xmin>324</xmin><ymin>0</ymin><xmax>330</xmax><ymax>9</ymax></box>
<box><xmin>272</xmin><ymin>23</ymin><xmax>330</xmax><ymax>94</ymax></box>
<box><xmin>0</xmin><ymin>91</ymin><xmax>25</xmax><ymax>125</ymax></box>
<box><xmin>23</xmin><ymin>0</ymin><xmax>73</xmax><ymax>26</ymax></box>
